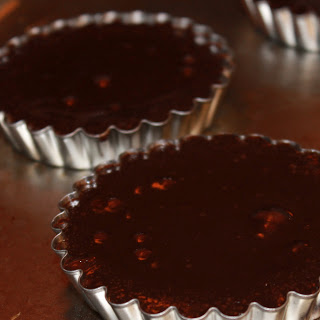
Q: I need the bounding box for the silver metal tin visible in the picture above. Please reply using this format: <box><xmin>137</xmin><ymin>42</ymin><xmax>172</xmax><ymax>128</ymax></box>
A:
<box><xmin>243</xmin><ymin>0</ymin><xmax>320</xmax><ymax>52</ymax></box>
<box><xmin>0</xmin><ymin>11</ymin><xmax>233</xmax><ymax>170</ymax></box>
<box><xmin>52</xmin><ymin>134</ymin><xmax>320</xmax><ymax>320</ymax></box>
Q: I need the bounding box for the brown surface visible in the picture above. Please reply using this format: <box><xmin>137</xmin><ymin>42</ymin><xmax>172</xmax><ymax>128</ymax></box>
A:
<box><xmin>1</xmin><ymin>0</ymin><xmax>320</xmax><ymax>319</ymax></box>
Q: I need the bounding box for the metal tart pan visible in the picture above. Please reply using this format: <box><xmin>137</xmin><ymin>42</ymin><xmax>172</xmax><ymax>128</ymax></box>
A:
<box><xmin>0</xmin><ymin>11</ymin><xmax>233</xmax><ymax>170</ymax></box>
<box><xmin>52</xmin><ymin>134</ymin><xmax>320</xmax><ymax>320</ymax></box>
<box><xmin>243</xmin><ymin>0</ymin><xmax>320</xmax><ymax>51</ymax></box>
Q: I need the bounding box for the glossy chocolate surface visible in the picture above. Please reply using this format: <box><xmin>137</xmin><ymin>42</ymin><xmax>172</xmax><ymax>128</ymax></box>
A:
<box><xmin>0</xmin><ymin>22</ymin><xmax>224</xmax><ymax>135</ymax></box>
<box><xmin>254</xmin><ymin>0</ymin><xmax>320</xmax><ymax>14</ymax></box>
<box><xmin>59</xmin><ymin>135</ymin><xmax>320</xmax><ymax>317</ymax></box>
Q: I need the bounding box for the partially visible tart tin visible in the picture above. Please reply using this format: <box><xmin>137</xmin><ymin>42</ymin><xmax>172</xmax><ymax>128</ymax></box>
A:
<box><xmin>0</xmin><ymin>11</ymin><xmax>233</xmax><ymax>170</ymax></box>
<box><xmin>52</xmin><ymin>134</ymin><xmax>320</xmax><ymax>320</ymax></box>
<box><xmin>243</xmin><ymin>0</ymin><xmax>320</xmax><ymax>51</ymax></box>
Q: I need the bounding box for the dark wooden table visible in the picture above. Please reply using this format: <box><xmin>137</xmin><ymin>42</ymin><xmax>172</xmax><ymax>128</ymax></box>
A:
<box><xmin>1</xmin><ymin>0</ymin><xmax>320</xmax><ymax>319</ymax></box>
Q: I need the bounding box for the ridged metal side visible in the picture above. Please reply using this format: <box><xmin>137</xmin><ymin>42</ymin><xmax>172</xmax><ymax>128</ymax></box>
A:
<box><xmin>0</xmin><ymin>11</ymin><xmax>233</xmax><ymax>170</ymax></box>
<box><xmin>52</xmin><ymin>134</ymin><xmax>320</xmax><ymax>320</ymax></box>
<box><xmin>243</xmin><ymin>0</ymin><xmax>320</xmax><ymax>51</ymax></box>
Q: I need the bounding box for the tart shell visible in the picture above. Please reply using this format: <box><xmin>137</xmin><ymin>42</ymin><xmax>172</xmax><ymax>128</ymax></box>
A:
<box><xmin>0</xmin><ymin>11</ymin><xmax>233</xmax><ymax>170</ymax></box>
<box><xmin>243</xmin><ymin>0</ymin><xmax>320</xmax><ymax>51</ymax></box>
<box><xmin>52</xmin><ymin>134</ymin><xmax>320</xmax><ymax>320</ymax></box>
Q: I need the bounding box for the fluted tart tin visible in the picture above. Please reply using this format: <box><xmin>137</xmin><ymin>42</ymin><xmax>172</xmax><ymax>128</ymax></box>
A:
<box><xmin>243</xmin><ymin>0</ymin><xmax>320</xmax><ymax>51</ymax></box>
<box><xmin>52</xmin><ymin>134</ymin><xmax>320</xmax><ymax>320</ymax></box>
<box><xmin>0</xmin><ymin>11</ymin><xmax>233</xmax><ymax>170</ymax></box>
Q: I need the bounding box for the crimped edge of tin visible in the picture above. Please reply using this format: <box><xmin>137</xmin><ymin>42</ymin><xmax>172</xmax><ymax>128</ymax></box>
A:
<box><xmin>242</xmin><ymin>0</ymin><xmax>320</xmax><ymax>51</ymax></box>
<box><xmin>0</xmin><ymin>11</ymin><xmax>233</xmax><ymax>170</ymax></box>
<box><xmin>51</xmin><ymin>133</ymin><xmax>320</xmax><ymax>320</ymax></box>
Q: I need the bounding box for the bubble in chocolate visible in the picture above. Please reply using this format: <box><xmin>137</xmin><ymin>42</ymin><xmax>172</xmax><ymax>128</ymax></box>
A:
<box><xmin>105</xmin><ymin>198</ymin><xmax>122</xmax><ymax>213</ymax></box>
<box><xmin>63</xmin><ymin>95</ymin><xmax>76</xmax><ymax>107</ymax></box>
<box><xmin>251</xmin><ymin>207</ymin><xmax>293</xmax><ymax>233</ymax></box>
<box><xmin>256</xmin><ymin>233</ymin><xmax>265</xmax><ymax>239</ymax></box>
<box><xmin>151</xmin><ymin>178</ymin><xmax>176</xmax><ymax>191</ymax></box>
<box><xmin>94</xmin><ymin>75</ymin><xmax>111</xmax><ymax>88</ymax></box>
<box><xmin>291</xmin><ymin>240</ymin><xmax>310</xmax><ymax>254</ymax></box>
<box><xmin>91</xmin><ymin>198</ymin><xmax>107</xmax><ymax>214</ymax></box>
<box><xmin>125</xmin><ymin>211</ymin><xmax>132</xmax><ymax>220</ymax></box>
<box><xmin>135</xmin><ymin>248</ymin><xmax>152</xmax><ymax>261</ymax></box>
<box><xmin>134</xmin><ymin>232</ymin><xmax>147</xmax><ymax>243</ymax></box>
<box><xmin>134</xmin><ymin>186</ymin><xmax>143</xmax><ymax>195</ymax></box>
<box><xmin>93</xmin><ymin>231</ymin><xmax>108</xmax><ymax>244</ymax></box>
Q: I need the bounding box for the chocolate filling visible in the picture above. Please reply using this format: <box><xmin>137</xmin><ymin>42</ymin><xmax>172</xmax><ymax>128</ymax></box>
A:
<box><xmin>57</xmin><ymin>135</ymin><xmax>320</xmax><ymax>317</ymax></box>
<box><xmin>0</xmin><ymin>21</ymin><xmax>225</xmax><ymax>135</ymax></box>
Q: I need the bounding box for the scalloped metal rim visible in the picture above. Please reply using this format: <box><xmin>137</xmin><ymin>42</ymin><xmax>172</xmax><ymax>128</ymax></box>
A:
<box><xmin>52</xmin><ymin>133</ymin><xmax>320</xmax><ymax>320</ymax></box>
<box><xmin>0</xmin><ymin>11</ymin><xmax>233</xmax><ymax>170</ymax></box>
<box><xmin>243</xmin><ymin>0</ymin><xmax>320</xmax><ymax>52</ymax></box>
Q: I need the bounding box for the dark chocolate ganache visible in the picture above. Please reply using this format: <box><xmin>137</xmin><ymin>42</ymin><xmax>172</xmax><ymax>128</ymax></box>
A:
<box><xmin>56</xmin><ymin>135</ymin><xmax>320</xmax><ymax>317</ymax></box>
<box><xmin>0</xmin><ymin>20</ymin><xmax>226</xmax><ymax>135</ymax></box>
<box><xmin>254</xmin><ymin>0</ymin><xmax>320</xmax><ymax>15</ymax></box>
